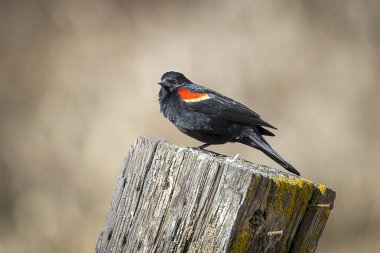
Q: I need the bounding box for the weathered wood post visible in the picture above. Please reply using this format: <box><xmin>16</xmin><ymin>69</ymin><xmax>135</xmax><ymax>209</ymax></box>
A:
<box><xmin>94</xmin><ymin>137</ymin><xmax>335</xmax><ymax>253</ymax></box>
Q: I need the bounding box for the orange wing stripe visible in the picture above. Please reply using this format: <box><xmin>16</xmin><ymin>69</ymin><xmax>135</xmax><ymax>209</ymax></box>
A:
<box><xmin>178</xmin><ymin>89</ymin><xmax>210</xmax><ymax>102</ymax></box>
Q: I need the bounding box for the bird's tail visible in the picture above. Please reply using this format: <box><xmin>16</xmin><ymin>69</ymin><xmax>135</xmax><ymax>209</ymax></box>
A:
<box><xmin>243</xmin><ymin>131</ymin><xmax>300</xmax><ymax>176</ymax></box>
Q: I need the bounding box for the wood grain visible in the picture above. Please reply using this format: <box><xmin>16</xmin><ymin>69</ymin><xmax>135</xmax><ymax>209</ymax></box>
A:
<box><xmin>94</xmin><ymin>137</ymin><xmax>335</xmax><ymax>253</ymax></box>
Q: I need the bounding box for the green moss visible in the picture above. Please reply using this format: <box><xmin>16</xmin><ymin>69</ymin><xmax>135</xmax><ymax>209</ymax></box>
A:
<box><xmin>270</xmin><ymin>176</ymin><xmax>314</xmax><ymax>217</ymax></box>
<box><xmin>230</xmin><ymin>174</ymin><xmax>262</xmax><ymax>253</ymax></box>
<box><xmin>232</xmin><ymin>175</ymin><xmax>316</xmax><ymax>252</ymax></box>
<box><xmin>317</xmin><ymin>184</ymin><xmax>328</xmax><ymax>195</ymax></box>
<box><xmin>230</xmin><ymin>230</ymin><xmax>251</xmax><ymax>253</ymax></box>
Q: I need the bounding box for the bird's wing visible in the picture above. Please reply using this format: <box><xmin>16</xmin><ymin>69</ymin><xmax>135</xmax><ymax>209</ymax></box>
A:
<box><xmin>179</xmin><ymin>85</ymin><xmax>277</xmax><ymax>129</ymax></box>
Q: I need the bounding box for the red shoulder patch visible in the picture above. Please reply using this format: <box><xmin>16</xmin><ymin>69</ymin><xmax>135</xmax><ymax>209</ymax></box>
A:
<box><xmin>178</xmin><ymin>89</ymin><xmax>211</xmax><ymax>102</ymax></box>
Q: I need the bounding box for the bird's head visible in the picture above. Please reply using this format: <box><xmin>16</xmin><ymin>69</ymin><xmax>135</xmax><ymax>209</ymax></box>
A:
<box><xmin>158</xmin><ymin>71</ymin><xmax>191</xmax><ymax>93</ymax></box>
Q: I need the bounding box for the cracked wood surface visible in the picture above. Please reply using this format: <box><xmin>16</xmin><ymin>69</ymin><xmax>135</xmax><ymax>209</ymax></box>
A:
<box><xmin>94</xmin><ymin>137</ymin><xmax>335</xmax><ymax>253</ymax></box>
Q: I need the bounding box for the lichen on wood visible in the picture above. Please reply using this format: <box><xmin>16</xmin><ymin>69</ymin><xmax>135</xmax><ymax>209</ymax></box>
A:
<box><xmin>94</xmin><ymin>136</ymin><xmax>336</xmax><ymax>253</ymax></box>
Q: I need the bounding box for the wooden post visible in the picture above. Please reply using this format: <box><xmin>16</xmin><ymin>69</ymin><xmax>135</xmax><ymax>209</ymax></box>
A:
<box><xmin>94</xmin><ymin>137</ymin><xmax>335</xmax><ymax>253</ymax></box>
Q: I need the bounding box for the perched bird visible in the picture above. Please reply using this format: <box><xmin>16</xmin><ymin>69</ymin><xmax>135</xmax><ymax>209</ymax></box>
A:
<box><xmin>157</xmin><ymin>71</ymin><xmax>300</xmax><ymax>176</ymax></box>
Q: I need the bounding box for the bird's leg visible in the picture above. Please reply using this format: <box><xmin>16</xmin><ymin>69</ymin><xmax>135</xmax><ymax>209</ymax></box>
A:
<box><xmin>194</xmin><ymin>143</ymin><xmax>211</xmax><ymax>150</ymax></box>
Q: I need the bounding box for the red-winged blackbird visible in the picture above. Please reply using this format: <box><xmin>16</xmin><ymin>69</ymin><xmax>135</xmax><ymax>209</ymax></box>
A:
<box><xmin>157</xmin><ymin>71</ymin><xmax>300</xmax><ymax>176</ymax></box>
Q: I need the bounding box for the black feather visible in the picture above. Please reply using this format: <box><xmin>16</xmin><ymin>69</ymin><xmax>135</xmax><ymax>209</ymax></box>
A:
<box><xmin>157</xmin><ymin>71</ymin><xmax>300</xmax><ymax>175</ymax></box>
<box><xmin>183</xmin><ymin>84</ymin><xmax>277</xmax><ymax>129</ymax></box>
<box><xmin>257</xmin><ymin>126</ymin><xmax>275</xmax><ymax>136</ymax></box>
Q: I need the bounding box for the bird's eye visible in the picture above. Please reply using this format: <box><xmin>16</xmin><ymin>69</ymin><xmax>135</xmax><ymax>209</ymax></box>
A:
<box><xmin>167</xmin><ymin>79</ymin><xmax>175</xmax><ymax>84</ymax></box>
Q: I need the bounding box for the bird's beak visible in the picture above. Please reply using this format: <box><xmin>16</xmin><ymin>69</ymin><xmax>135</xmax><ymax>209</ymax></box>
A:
<box><xmin>158</xmin><ymin>80</ymin><xmax>171</xmax><ymax>88</ymax></box>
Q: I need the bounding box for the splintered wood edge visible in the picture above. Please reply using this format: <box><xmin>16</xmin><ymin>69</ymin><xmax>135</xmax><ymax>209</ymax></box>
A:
<box><xmin>290</xmin><ymin>185</ymin><xmax>336</xmax><ymax>253</ymax></box>
<box><xmin>95</xmin><ymin>136</ymin><xmax>336</xmax><ymax>253</ymax></box>
<box><xmin>135</xmin><ymin>136</ymin><xmax>297</xmax><ymax>179</ymax></box>
<box><xmin>143</xmin><ymin>136</ymin><xmax>335</xmax><ymax>253</ymax></box>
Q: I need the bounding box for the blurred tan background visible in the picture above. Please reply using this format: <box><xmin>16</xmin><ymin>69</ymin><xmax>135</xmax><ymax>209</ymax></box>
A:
<box><xmin>0</xmin><ymin>0</ymin><xmax>379</xmax><ymax>252</ymax></box>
